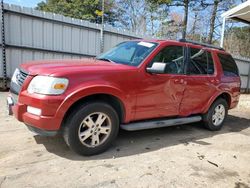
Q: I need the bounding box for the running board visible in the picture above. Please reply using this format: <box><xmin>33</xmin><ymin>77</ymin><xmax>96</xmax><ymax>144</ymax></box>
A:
<box><xmin>120</xmin><ymin>116</ymin><xmax>202</xmax><ymax>131</ymax></box>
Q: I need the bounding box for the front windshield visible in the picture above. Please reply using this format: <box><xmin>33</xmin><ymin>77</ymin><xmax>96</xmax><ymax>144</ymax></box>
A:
<box><xmin>96</xmin><ymin>41</ymin><xmax>158</xmax><ymax>66</ymax></box>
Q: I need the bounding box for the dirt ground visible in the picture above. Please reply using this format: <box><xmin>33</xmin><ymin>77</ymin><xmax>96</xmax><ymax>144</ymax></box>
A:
<box><xmin>0</xmin><ymin>92</ymin><xmax>249</xmax><ymax>188</ymax></box>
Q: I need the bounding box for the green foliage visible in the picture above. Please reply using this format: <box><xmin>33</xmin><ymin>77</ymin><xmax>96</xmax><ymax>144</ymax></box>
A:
<box><xmin>146</xmin><ymin>0</ymin><xmax>172</xmax><ymax>5</ymax></box>
<box><xmin>36</xmin><ymin>0</ymin><xmax>117</xmax><ymax>25</ymax></box>
<box><xmin>224</xmin><ymin>26</ymin><xmax>250</xmax><ymax>58</ymax></box>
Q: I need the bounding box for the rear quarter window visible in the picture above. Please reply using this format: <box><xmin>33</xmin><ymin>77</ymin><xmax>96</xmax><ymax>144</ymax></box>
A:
<box><xmin>218</xmin><ymin>53</ymin><xmax>239</xmax><ymax>77</ymax></box>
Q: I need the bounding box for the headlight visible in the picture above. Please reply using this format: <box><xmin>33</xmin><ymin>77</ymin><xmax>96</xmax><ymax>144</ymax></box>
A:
<box><xmin>27</xmin><ymin>76</ymin><xmax>69</xmax><ymax>95</ymax></box>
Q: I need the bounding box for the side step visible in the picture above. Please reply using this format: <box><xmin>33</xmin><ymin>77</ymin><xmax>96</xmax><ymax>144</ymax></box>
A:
<box><xmin>120</xmin><ymin>116</ymin><xmax>202</xmax><ymax>131</ymax></box>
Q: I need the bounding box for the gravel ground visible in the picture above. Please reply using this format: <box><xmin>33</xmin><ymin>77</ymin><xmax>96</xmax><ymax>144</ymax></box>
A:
<box><xmin>0</xmin><ymin>92</ymin><xmax>250</xmax><ymax>188</ymax></box>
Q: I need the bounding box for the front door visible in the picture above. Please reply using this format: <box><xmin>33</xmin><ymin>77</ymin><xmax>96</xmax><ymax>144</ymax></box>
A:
<box><xmin>134</xmin><ymin>44</ymin><xmax>187</xmax><ymax>121</ymax></box>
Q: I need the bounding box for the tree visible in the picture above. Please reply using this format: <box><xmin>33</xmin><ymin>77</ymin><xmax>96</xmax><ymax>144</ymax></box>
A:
<box><xmin>36</xmin><ymin>0</ymin><xmax>118</xmax><ymax>25</ymax></box>
<box><xmin>201</xmin><ymin>0</ymin><xmax>245</xmax><ymax>44</ymax></box>
<box><xmin>114</xmin><ymin>0</ymin><xmax>169</xmax><ymax>35</ymax></box>
<box><xmin>151</xmin><ymin>0</ymin><xmax>198</xmax><ymax>39</ymax></box>
<box><xmin>187</xmin><ymin>10</ymin><xmax>204</xmax><ymax>41</ymax></box>
<box><xmin>206</xmin><ymin>0</ymin><xmax>220</xmax><ymax>44</ymax></box>
<box><xmin>224</xmin><ymin>26</ymin><xmax>250</xmax><ymax>58</ymax></box>
<box><xmin>200</xmin><ymin>0</ymin><xmax>224</xmax><ymax>44</ymax></box>
<box><xmin>114</xmin><ymin>0</ymin><xmax>147</xmax><ymax>33</ymax></box>
<box><xmin>181</xmin><ymin>0</ymin><xmax>189</xmax><ymax>39</ymax></box>
<box><xmin>147</xmin><ymin>2</ymin><xmax>169</xmax><ymax>36</ymax></box>
<box><xmin>157</xmin><ymin>12</ymin><xmax>183</xmax><ymax>39</ymax></box>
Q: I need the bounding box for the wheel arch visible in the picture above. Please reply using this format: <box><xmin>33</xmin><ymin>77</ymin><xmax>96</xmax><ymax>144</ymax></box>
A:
<box><xmin>62</xmin><ymin>93</ymin><xmax>126</xmax><ymax>126</ymax></box>
<box><xmin>204</xmin><ymin>91</ymin><xmax>232</xmax><ymax>113</ymax></box>
<box><xmin>217</xmin><ymin>92</ymin><xmax>231</xmax><ymax>107</ymax></box>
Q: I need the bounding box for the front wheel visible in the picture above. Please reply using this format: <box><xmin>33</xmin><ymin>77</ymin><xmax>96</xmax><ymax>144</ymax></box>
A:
<box><xmin>63</xmin><ymin>102</ymin><xmax>119</xmax><ymax>156</ymax></box>
<box><xmin>202</xmin><ymin>98</ymin><xmax>228</xmax><ymax>131</ymax></box>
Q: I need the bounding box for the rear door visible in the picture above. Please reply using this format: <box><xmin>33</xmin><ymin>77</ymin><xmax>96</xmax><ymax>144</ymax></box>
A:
<box><xmin>179</xmin><ymin>46</ymin><xmax>218</xmax><ymax>116</ymax></box>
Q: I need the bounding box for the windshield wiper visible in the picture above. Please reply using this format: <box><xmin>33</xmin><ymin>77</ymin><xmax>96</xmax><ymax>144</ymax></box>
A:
<box><xmin>96</xmin><ymin>58</ymin><xmax>115</xmax><ymax>63</ymax></box>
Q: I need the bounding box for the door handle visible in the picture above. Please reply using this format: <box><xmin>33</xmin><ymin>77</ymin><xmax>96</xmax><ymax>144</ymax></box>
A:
<box><xmin>174</xmin><ymin>79</ymin><xmax>186</xmax><ymax>85</ymax></box>
<box><xmin>210</xmin><ymin>79</ymin><xmax>219</xmax><ymax>84</ymax></box>
<box><xmin>174</xmin><ymin>79</ymin><xmax>180</xmax><ymax>83</ymax></box>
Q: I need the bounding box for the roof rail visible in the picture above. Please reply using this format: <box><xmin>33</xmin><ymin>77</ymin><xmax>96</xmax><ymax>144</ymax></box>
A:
<box><xmin>179</xmin><ymin>39</ymin><xmax>225</xmax><ymax>51</ymax></box>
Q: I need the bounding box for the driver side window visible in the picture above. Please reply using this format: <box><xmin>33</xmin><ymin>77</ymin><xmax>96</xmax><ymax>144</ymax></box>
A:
<box><xmin>149</xmin><ymin>46</ymin><xmax>185</xmax><ymax>74</ymax></box>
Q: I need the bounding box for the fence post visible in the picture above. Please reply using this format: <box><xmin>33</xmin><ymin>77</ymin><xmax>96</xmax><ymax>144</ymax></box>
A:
<box><xmin>246</xmin><ymin>63</ymin><xmax>250</xmax><ymax>93</ymax></box>
<box><xmin>1</xmin><ymin>0</ymin><xmax>7</xmax><ymax>90</ymax></box>
<box><xmin>220</xmin><ymin>17</ymin><xmax>226</xmax><ymax>48</ymax></box>
<box><xmin>100</xmin><ymin>0</ymin><xmax>104</xmax><ymax>53</ymax></box>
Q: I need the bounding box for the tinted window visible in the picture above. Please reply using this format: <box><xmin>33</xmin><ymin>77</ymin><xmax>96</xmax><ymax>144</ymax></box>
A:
<box><xmin>188</xmin><ymin>48</ymin><xmax>214</xmax><ymax>75</ymax></box>
<box><xmin>218</xmin><ymin>53</ymin><xmax>239</xmax><ymax>76</ymax></box>
<box><xmin>149</xmin><ymin>46</ymin><xmax>185</xmax><ymax>74</ymax></box>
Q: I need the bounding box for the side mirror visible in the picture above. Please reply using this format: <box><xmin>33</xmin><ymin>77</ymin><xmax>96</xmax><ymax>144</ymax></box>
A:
<box><xmin>146</xmin><ymin>62</ymin><xmax>166</xmax><ymax>74</ymax></box>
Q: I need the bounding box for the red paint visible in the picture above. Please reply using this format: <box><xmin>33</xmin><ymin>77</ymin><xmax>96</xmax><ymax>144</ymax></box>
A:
<box><xmin>11</xmin><ymin>40</ymin><xmax>240</xmax><ymax>131</ymax></box>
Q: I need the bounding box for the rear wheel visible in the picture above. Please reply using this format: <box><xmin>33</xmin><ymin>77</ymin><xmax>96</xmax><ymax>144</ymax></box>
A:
<box><xmin>202</xmin><ymin>98</ymin><xmax>228</xmax><ymax>131</ymax></box>
<box><xmin>63</xmin><ymin>102</ymin><xmax>119</xmax><ymax>156</ymax></box>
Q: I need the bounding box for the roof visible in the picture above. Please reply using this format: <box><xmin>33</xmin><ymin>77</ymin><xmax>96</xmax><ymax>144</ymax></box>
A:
<box><xmin>221</xmin><ymin>0</ymin><xmax>250</xmax><ymax>24</ymax></box>
<box><xmin>179</xmin><ymin>39</ymin><xmax>224</xmax><ymax>51</ymax></box>
<box><xmin>137</xmin><ymin>39</ymin><xmax>225</xmax><ymax>52</ymax></box>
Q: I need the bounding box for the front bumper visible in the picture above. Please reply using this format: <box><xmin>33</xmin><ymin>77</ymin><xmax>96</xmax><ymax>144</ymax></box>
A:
<box><xmin>6</xmin><ymin>96</ymin><xmax>14</xmax><ymax>115</ymax></box>
<box><xmin>7</xmin><ymin>93</ymin><xmax>63</xmax><ymax>136</ymax></box>
<box><xmin>8</xmin><ymin>68</ymin><xmax>64</xmax><ymax>136</ymax></box>
<box><xmin>26</xmin><ymin>124</ymin><xmax>58</xmax><ymax>136</ymax></box>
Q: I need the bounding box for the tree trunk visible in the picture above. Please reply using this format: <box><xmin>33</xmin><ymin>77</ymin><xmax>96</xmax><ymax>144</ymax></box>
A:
<box><xmin>182</xmin><ymin>0</ymin><xmax>189</xmax><ymax>39</ymax></box>
<box><xmin>191</xmin><ymin>11</ymin><xmax>198</xmax><ymax>38</ymax></box>
<box><xmin>142</xmin><ymin>15</ymin><xmax>147</xmax><ymax>34</ymax></box>
<box><xmin>151</xmin><ymin>14</ymin><xmax>154</xmax><ymax>36</ymax></box>
<box><xmin>207</xmin><ymin>0</ymin><xmax>219</xmax><ymax>44</ymax></box>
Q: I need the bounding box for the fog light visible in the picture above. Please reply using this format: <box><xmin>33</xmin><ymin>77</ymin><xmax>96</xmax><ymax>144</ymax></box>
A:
<box><xmin>27</xmin><ymin>106</ymin><xmax>42</xmax><ymax>116</ymax></box>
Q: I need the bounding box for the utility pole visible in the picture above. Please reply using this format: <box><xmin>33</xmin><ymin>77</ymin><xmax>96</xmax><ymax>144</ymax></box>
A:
<box><xmin>100</xmin><ymin>0</ymin><xmax>104</xmax><ymax>53</ymax></box>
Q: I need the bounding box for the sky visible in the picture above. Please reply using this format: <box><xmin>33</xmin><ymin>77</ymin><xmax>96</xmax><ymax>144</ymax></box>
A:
<box><xmin>4</xmin><ymin>0</ymin><xmax>41</xmax><ymax>7</ymax></box>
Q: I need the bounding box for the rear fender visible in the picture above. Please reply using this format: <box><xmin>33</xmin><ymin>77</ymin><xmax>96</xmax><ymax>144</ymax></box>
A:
<box><xmin>201</xmin><ymin>91</ymin><xmax>232</xmax><ymax>113</ymax></box>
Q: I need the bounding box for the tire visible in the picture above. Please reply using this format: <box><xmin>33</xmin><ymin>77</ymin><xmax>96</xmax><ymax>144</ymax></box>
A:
<box><xmin>202</xmin><ymin>98</ymin><xmax>228</xmax><ymax>131</ymax></box>
<box><xmin>63</xmin><ymin>102</ymin><xmax>119</xmax><ymax>156</ymax></box>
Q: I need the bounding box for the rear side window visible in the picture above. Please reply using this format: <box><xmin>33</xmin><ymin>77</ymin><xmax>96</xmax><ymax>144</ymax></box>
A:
<box><xmin>187</xmin><ymin>48</ymin><xmax>214</xmax><ymax>75</ymax></box>
<box><xmin>218</xmin><ymin>53</ymin><xmax>239</xmax><ymax>76</ymax></box>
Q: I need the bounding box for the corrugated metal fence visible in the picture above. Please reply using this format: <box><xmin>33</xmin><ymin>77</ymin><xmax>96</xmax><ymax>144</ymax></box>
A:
<box><xmin>234</xmin><ymin>56</ymin><xmax>250</xmax><ymax>93</ymax></box>
<box><xmin>0</xmin><ymin>3</ymin><xmax>145</xmax><ymax>89</ymax></box>
<box><xmin>0</xmin><ymin>3</ymin><xmax>250</xmax><ymax>92</ymax></box>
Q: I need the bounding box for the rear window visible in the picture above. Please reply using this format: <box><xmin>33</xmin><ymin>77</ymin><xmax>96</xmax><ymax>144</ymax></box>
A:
<box><xmin>218</xmin><ymin>53</ymin><xmax>239</xmax><ymax>76</ymax></box>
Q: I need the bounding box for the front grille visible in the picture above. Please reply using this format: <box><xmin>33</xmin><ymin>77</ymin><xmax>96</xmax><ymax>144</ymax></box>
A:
<box><xmin>10</xmin><ymin>69</ymin><xmax>29</xmax><ymax>95</ymax></box>
<box><xmin>16</xmin><ymin>70</ymin><xmax>28</xmax><ymax>86</ymax></box>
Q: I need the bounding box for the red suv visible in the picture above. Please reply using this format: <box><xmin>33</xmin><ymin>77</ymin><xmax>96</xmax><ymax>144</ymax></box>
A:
<box><xmin>7</xmin><ymin>39</ymin><xmax>240</xmax><ymax>155</ymax></box>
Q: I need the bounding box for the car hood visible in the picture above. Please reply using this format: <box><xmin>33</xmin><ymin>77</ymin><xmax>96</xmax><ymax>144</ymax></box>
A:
<box><xmin>20</xmin><ymin>58</ymin><xmax>134</xmax><ymax>76</ymax></box>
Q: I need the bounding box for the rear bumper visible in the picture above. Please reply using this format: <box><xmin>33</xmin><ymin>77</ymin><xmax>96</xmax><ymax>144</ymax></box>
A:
<box><xmin>230</xmin><ymin>100</ymin><xmax>239</xmax><ymax>109</ymax></box>
<box><xmin>230</xmin><ymin>93</ymin><xmax>240</xmax><ymax>109</ymax></box>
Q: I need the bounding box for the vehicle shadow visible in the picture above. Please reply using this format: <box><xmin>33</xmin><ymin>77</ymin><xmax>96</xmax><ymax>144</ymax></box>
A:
<box><xmin>34</xmin><ymin>115</ymin><xmax>250</xmax><ymax>161</ymax></box>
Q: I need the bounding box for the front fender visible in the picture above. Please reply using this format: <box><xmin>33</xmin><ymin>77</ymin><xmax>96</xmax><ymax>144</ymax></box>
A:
<box><xmin>54</xmin><ymin>84</ymin><xmax>130</xmax><ymax>126</ymax></box>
